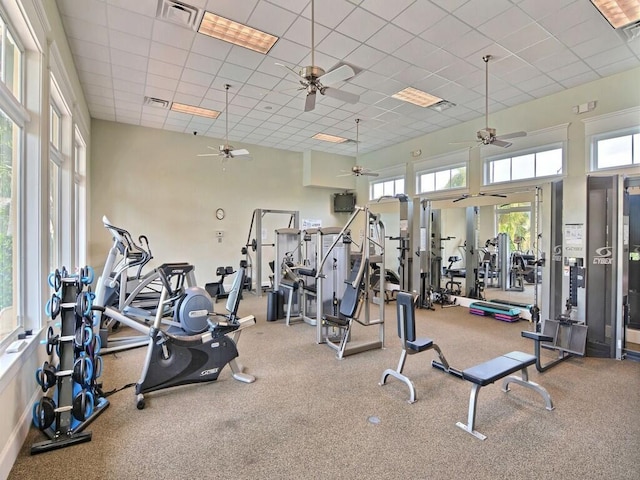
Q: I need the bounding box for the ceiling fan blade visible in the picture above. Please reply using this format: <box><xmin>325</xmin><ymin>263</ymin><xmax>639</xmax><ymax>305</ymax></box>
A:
<box><xmin>230</xmin><ymin>148</ymin><xmax>250</xmax><ymax>156</ymax></box>
<box><xmin>197</xmin><ymin>153</ymin><xmax>222</xmax><ymax>157</ymax></box>
<box><xmin>322</xmin><ymin>86</ymin><xmax>359</xmax><ymax>104</ymax></box>
<box><xmin>452</xmin><ymin>194</ymin><xmax>469</xmax><ymax>203</ymax></box>
<box><xmin>479</xmin><ymin>192</ymin><xmax>508</xmax><ymax>198</ymax></box>
<box><xmin>360</xmin><ymin>171</ymin><xmax>379</xmax><ymax>177</ymax></box>
<box><xmin>336</xmin><ymin>173</ymin><xmax>352</xmax><ymax>177</ymax></box>
<box><xmin>275</xmin><ymin>62</ymin><xmax>302</xmax><ymax>80</ymax></box>
<box><xmin>304</xmin><ymin>91</ymin><xmax>316</xmax><ymax>112</ymax></box>
<box><xmin>491</xmin><ymin>139</ymin><xmax>512</xmax><ymax>148</ymax></box>
<box><xmin>318</xmin><ymin>64</ymin><xmax>355</xmax><ymax>86</ymax></box>
<box><xmin>496</xmin><ymin>131</ymin><xmax>527</xmax><ymax>141</ymax></box>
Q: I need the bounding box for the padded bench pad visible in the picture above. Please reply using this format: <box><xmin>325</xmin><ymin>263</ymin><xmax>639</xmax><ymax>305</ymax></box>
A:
<box><xmin>407</xmin><ymin>337</ymin><xmax>434</xmax><ymax>353</ymax></box>
<box><xmin>461</xmin><ymin>351</ymin><xmax>535</xmax><ymax>387</ymax></box>
<box><xmin>521</xmin><ymin>331</ymin><xmax>554</xmax><ymax>342</ymax></box>
<box><xmin>323</xmin><ymin>314</ymin><xmax>349</xmax><ymax>327</ymax></box>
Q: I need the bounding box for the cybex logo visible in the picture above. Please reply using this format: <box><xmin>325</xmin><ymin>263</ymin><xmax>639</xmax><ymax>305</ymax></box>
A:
<box><xmin>552</xmin><ymin>244</ymin><xmax>562</xmax><ymax>261</ymax></box>
<box><xmin>200</xmin><ymin>367</ymin><xmax>219</xmax><ymax>376</ymax></box>
<box><xmin>593</xmin><ymin>246</ymin><xmax>613</xmax><ymax>265</ymax></box>
<box><xmin>189</xmin><ymin>309</ymin><xmax>208</xmax><ymax>318</ymax></box>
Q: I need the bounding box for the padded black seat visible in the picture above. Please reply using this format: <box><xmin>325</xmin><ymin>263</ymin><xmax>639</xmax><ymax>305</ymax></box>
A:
<box><xmin>407</xmin><ymin>337</ymin><xmax>434</xmax><ymax>353</ymax></box>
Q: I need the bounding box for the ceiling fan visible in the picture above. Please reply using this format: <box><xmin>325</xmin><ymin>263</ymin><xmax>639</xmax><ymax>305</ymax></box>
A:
<box><xmin>197</xmin><ymin>84</ymin><xmax>251</xmax><ymax>161</ymax></box>
<box><xmin>338</xmin><ymin>119</ymin><xmax>379</xmax><ymax>177</ymax></box>
<box><xmin>454</xmin><ymin>55</ymin><xmax>527</xmax><ymax>148</ymax></box>
<box><xmin>276</xmin><ymin>0</ymin><xmax>359</xmax><ymax>112</ymax></box>
<box><xmin>452</xmin><ymin>192</ymin><xmax>507</xmax><ymax>203</ymax></box>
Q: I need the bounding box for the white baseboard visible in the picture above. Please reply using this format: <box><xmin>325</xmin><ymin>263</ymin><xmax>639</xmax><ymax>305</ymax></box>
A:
<box><xmin>0</xmin><ymin>387</ymin><xmax>40</xmax><ymax>480</ymax></box>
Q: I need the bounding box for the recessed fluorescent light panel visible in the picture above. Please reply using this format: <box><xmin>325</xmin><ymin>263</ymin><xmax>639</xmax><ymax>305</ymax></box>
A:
<box><xmin>312</xmin><ymin>133</ymin><xmax>348</xmax><ymax>143</ymax></box>
<box><xmin>591</xmin><ymin>0</ymin><xmax>640</xmax><ymax>28</ymax></box>
<box><xmin>392</xmin><ymin>87</ymin><xmax>443</xmax><ymax>108</ymax></box>
<box><xmin>198</xmin><ymin>11</ymin><xmax>279</xmax><ymax>54</ymax></box>
<box><xmin>171</xmin><ymin>102</ymin><xmax>220</xmax><ymax>119</ymax></box>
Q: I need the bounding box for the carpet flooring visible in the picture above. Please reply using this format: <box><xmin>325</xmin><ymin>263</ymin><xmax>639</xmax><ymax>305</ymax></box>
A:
<box><xmin>8</xmin><ymin>293</ymin><xmax>640</xmax><ymax>480</ymax></box>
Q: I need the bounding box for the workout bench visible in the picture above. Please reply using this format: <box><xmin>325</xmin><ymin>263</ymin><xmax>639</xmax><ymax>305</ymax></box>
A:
<box><xmin>379</xmin><ymin>291</ymin><xmax>449</xmax><ymax>403</ymax></box>
<box><xmin>434</xmin><ymin>351</ymin><xmax>554</xmax><ymax>440</ymax></box>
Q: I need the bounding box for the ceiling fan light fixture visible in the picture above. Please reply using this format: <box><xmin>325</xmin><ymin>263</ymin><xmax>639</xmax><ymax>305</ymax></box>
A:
<box><xmin>198</xmin><ymin>12</ymin><xmax>279</xmax><ymax>54</ymax></box>
<box><xmin>312</xmin><ymin>133</ymin><xmax>348</xmax><ymax>143</ymax></box>
<box><xmin>171</xmin><ymin>102</ymin><xmax>220</xmax><ymax>119</ymax></box>
<box><xmin>392</xmin><ymin>87</ymin><xmax>442</xmax><ymax>108</ymax></box>
<box><xmin>590</xmin><ymin>0</ymin><xmax>640</xmax><ymax>29</ymax></box>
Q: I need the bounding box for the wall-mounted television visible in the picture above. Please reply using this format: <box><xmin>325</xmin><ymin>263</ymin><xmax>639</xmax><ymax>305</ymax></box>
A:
<box><xmin>333</xmin><ymin>193</ymin><xmax>356</xmax><ymax>213</ymax></box>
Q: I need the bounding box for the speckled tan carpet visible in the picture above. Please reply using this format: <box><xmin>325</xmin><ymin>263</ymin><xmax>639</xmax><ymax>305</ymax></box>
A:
<box><xmin>9</xmin><ymin>294</ymin><xmax>640</xmax><ymax>480</ymax></box>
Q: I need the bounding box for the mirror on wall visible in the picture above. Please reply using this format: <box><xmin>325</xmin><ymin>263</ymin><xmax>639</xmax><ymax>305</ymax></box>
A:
<box><xmin>436</xmin><ymin>193</ymin><xmax>540</xmax><ymax>309</ymax></box>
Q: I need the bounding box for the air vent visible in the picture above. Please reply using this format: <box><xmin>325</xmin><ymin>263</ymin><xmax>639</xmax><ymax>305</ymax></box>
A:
<box><xmin>618</xmin><ymin>21</ymin><xmax>640</xmax><ymax>41</ymax></box>
<box><xmin>156</xmin><ymin>0</ymin><xmax>200</xmax><ymax>30</ymax></box>
<box><xmin>144</xmin><ymin>96</ymin><xmax>170</xmax><ymax>109</ymax></box>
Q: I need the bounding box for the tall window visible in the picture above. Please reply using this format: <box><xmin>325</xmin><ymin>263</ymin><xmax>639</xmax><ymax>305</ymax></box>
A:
<box><xmin>48</xmin><ymin>103</ymin><xmax>62</xmax><ymax>272</ymax></box>
<box><xmin>417</xmin><ymin>165</ymin><xmax>466</xmax><ymax>194</ymax></box>
<box><xmin>485</xmin><ymin>146</ymin><xmax>563</xmax><ymax>184</ymax></box>
<box><xmin>370</xmin><ymin>177</ymin><xmax>405</xmax><ymax>201</ymax></box>
<box><xmin>592</xmin><ymin>129</ymin><xmax>640</xmax><ymax>170</ymax></box>
<box><xmin>496</xmin><ymin>203</ymin><xmax>532</xmax><ymax>252</ymax></box>
<box><xmin>0</xmin><ymin>18</ymin><xmax>21</xmax><ymax>100</ymax></box>
<box><xmin>0</xmin><ymin>14</ymin><xmax>24</xmax><ymax>343</ymax></box>
<box><xmin>73</xmin><ymin>128</ymin><xmax>86</xmax><ymax>267</ymax></box>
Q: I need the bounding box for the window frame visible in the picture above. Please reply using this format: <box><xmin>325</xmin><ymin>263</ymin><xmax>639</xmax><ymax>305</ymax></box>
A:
<box><xmin>416</xmin><ymin>163</ymin><xmax>467</xmax><ymax>195</ymax></box>
<box><xmin>590</xmin><ymin>126</ymin><xmax>640</xmax><ymax>172</ymax></box>
<box><xmin>0</xmin><ymin>7</ymin><xmax>26</xmax><ymax>348</ymax></box>
<box><xmin>369</xmin><ymin>176</ymin><xmax>405</xmax><ymax>201</ymax></box>
<box><xmin>483</xmin><ymin>143</ymin><xmax>564</xmax><ymax>186</ymax></box>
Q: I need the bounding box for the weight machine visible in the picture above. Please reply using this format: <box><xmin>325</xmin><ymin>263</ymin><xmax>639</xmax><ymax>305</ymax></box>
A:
<box><xmin>274</xmin><ymin>228</ymin><xmax>303</xmax><ymax>324</ymax></box>
<box><xmin>316</xmin><ymin>206</ymin><xmax>385</xmax><ymax>358</ymax></box>
<box><xmin>242</xmin><ymin>209</ymin><xmax>299</xmax><ymax>296</ymax></box>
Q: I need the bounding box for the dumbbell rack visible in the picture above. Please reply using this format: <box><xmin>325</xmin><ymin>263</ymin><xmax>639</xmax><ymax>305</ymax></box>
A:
<box><xmin>31</xmin><ymin>267</ymin><xmax>109</xmax><ymax>455</ymax></box>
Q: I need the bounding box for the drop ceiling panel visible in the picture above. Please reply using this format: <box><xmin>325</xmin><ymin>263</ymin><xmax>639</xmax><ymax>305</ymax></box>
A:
<box><xmin>203</xmin><ymin>0</ymin><xmax>259</xmax><ymax>23</ymax></box>
<box><xmin>109</xmin><ymin>52</ymin><xmax>148</xmax><ymax>76</ymax></box>
<box><xmin>265</xmin><ymin>38</ymin><xmax>309</xmax><ymax>65</ymax></box>
<box><xmin>335</xmin><ymin>7</ymin><xmax>386</xmax><ymax>43</ymax></box>
<box><xmin>392</xmin><ymin>1</ymin><xmax>448</xmax><ymax>36</ymax></box>
<box><xmin>366</xmin><ymin>23</ymin><xmax>413</xmax><ymax>55</ymax></box>
<box><xmin>307</xmin><ymin>0</ymin><xmax>356</xmax><ymax>29</ymax></box>
<box><xmin>62</xmin><ymin>16</ymin><xmax>109</xmax><ymax>44</ymax></box>
<box><xmin>109</xmin><ymin>35</ymin><xmax>150</xmax><ymax>59</ymax></box>
<box><xmin>105</xmin><ymin>0</ymin><xmax>157</xmax><ymax>16</ymax></box>
<box><xmin>419</xmin><ymin>14</ymin><xmax>471</xmax><ymax>47</ymax></box>
<box><xmin>477</xmin><ymin>7</ymin><xmax>534</xmax><ymax>41</ymax></box>
<box><xmin>151</xmin><ymin>20</ymin><xmax>197</xmax><ymax>50</ymax></box>
<box><xmin>148</xmin><ymin>59</ymin><xmax>184</xmax><ymax>80</ymax></box>
<box><xmin>248</xmin><ymin>1</ymin><xmax>297</xmax><ymax>36</ymax></box>
<box><xmin>107</xmin><ymin>5</ymin><xmax>154</xmax><ymax>38</ymax></box>
<box><xmin>453</xmin><ymin>0</ymin><xmax>512</xmax><ymax>28</ymax></box>
<box><xmin>55</xmin><ymin>0</ymin><xmax>640</xmax><ymax>156</ymax></box>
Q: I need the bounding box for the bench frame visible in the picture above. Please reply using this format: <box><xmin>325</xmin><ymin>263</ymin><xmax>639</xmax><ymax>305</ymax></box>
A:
<box><xmin>456</xmin><ymin>351</ymin><xmax>554</xmax><ymax>440</ymax></box>
<box><xmin>379</xmin><ymin>291</ymin><xmax>450</xmax><ymax>403</ymax></box>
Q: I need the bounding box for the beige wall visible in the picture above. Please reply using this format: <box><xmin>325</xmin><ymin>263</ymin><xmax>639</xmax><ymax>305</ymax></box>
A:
<box><xmin>89</xmin><ymin>120</ymin><xmax>355</xmax><ymax>286</ymax></box>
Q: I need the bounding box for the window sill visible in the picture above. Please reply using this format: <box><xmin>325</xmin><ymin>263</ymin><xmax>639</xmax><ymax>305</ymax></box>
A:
<box><xmin>0</xmin><ymin>328</ymin><xmax>42</xmax><ymax>392</ymax></box>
